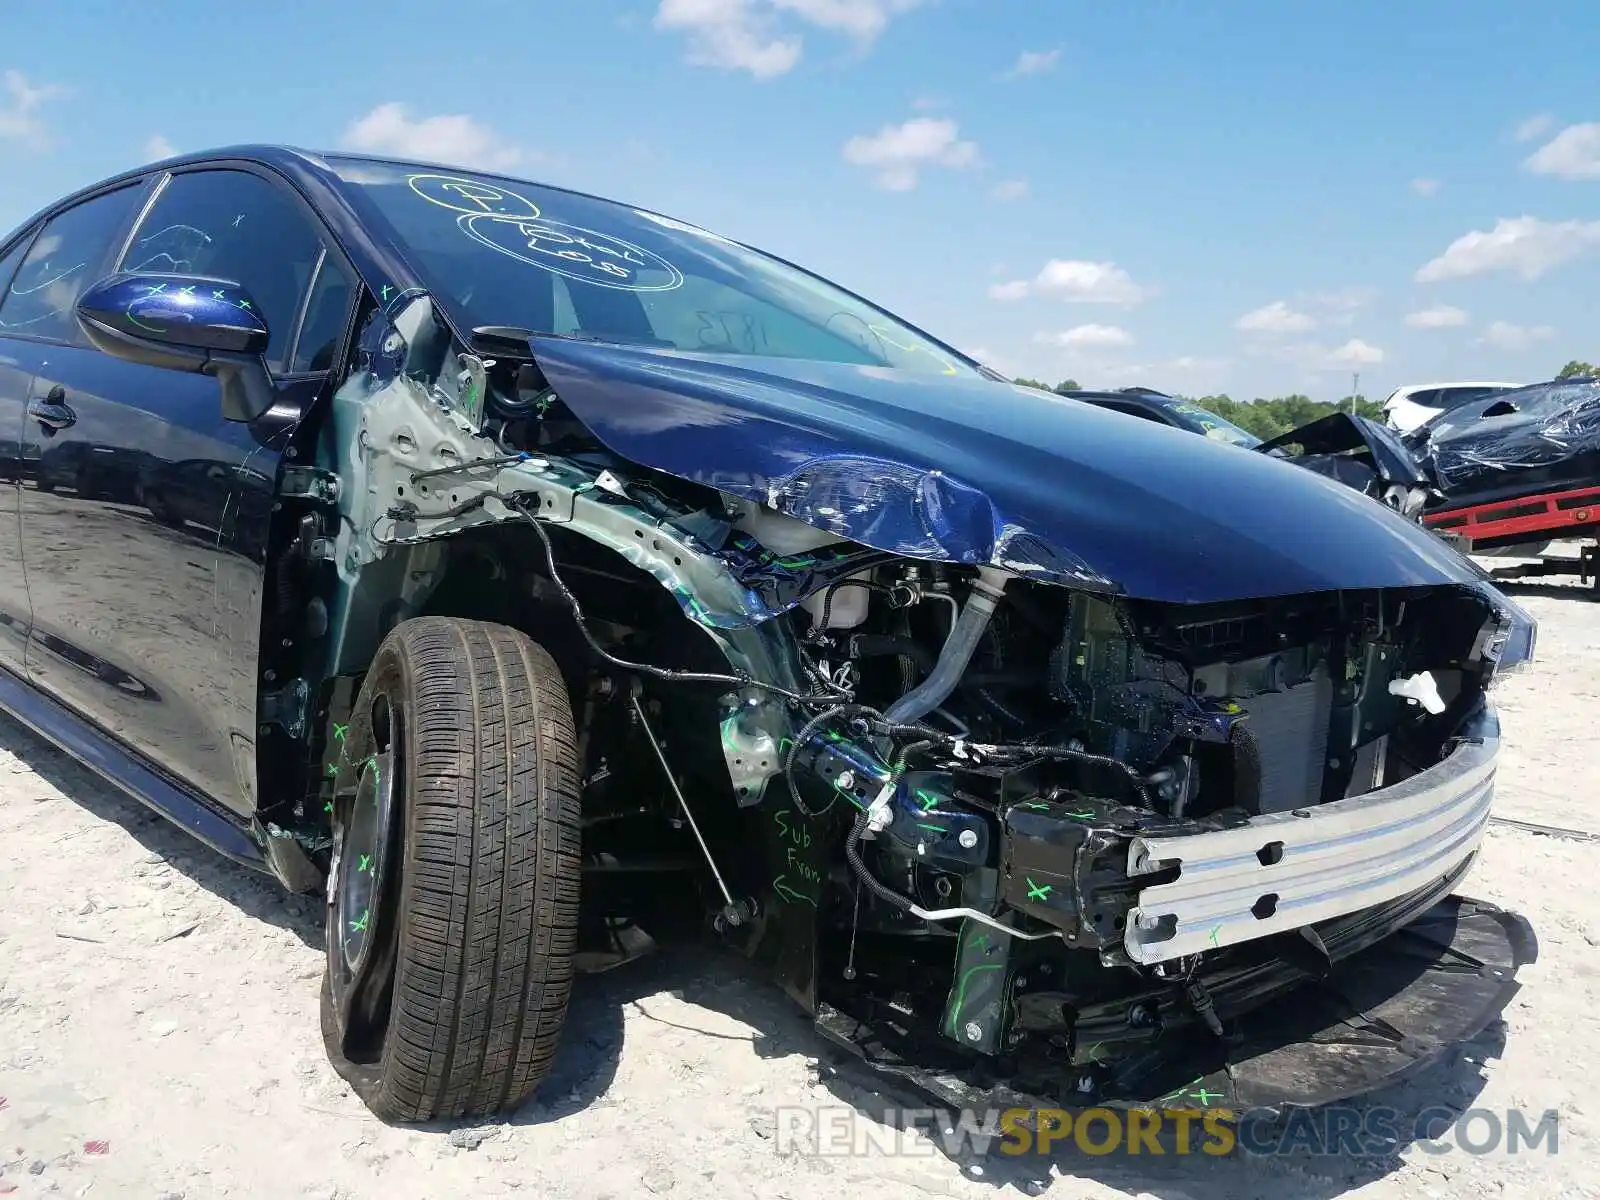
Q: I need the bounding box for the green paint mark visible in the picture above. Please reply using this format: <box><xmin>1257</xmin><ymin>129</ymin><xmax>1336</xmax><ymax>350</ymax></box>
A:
<box><xmin>178</xmin><ymin>284</ymin><xmax>195</xmax><ymax>296</ymax></box>
<box><xmin>1062</xmin><ymin>809</ymin><xmax>1095</xmax><ymax>821</ymax></box>
<box><xmin>332</xmin><ymin>723</ymin><xmax>348</xmax><ymax>744</ymax></box>
<box><xmin>349</xmin><ymin>910</ymin><xmax>369</xmax><ymax>934</ymax></box>
<box><xmin>212</xmin><ymin>289</ymin><xmax>226</xmax><ymax>301</ymax></box>
<box><xmin>323</xmin><ymin>799</ymin><xmax>334</xmax><ymax>814</ymax></box>
<box><xmin>238</xmin><ymin>299</ymin><xmax>251</xmax><ymax>310</ymax></box>
<box><xmin>1208</xmin><ymin>925</ymin><xmax>1221</xmax><ymax>948</ymax></box>
<box><xmin>380</xmin><ymin>284</ymin><xmax>392</xmax><ymax>301</ymax></box>
<box><xmin>915</xmin><ymin>789</ymin><xmax>941</xmax><ymax>812</ymax></box>
<box><xmin>1156</xmin><ymin>1076</ymin><xmax>1204</xmax><ymax>1106</ymax></box>
<box><xmin>915</xmin><ymin>821</ymin><xmax>945</xmax><ymax>834</ymax></box>
<box><xmin>945</xmin><ymin>963</ymin><xmax>1004</xmax><ymax>1036</ymax></box>
<box><xmin>325</xmin><ymin>761</ymin><xmax>338</xmax><ymax>777</ymax></box>
<box><xmin>1020</xmin><ymin>801</ymin><xmax>1051</xmax><ymax>811</ymax></box>
<box><xmin>142</xmin><ymin>282</ymin><xmax>167</xmax><ymax>295</ymax></box>
<box><xmin>1025</xmin><ymin>878</ymin><xmax>1052</xmax><ymax>902</ymax></box>
<box><xmin>358</xmin><ymin>854</ymin><xmax>372</xmax><ymax>874</ymax></box>
<box><xmin>1192</xmin><ymin>1086</ymin><xmax>1224</xmax><ymax>1105</ymax></box>
<box><xmin>772</xmin><ymin>875</ymin><xmax>817</xmax><ymax>907</ymax></box>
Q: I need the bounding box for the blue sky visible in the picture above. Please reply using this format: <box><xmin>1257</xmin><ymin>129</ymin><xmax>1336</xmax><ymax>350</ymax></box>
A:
<box><xmin>3</xmin><ymin>0</ymin><xmax>1596</xmax><ymax>402</ymax></box>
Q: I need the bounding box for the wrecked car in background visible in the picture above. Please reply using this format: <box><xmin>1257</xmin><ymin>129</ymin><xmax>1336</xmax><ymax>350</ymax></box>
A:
<box><xmin>0</xmin><ymin>147</ymin><xmax>1537</xmax><ymax>1124</ymax></box>
<box><xmin>1069</xmin><ymin>387</ymin><xmax>1437</xmax><ymax>518</ymax></box>
<box><xmin>1408</xmin><ymin>376</ymin><xmax>1600</xmax><ymax>551</ymax></box>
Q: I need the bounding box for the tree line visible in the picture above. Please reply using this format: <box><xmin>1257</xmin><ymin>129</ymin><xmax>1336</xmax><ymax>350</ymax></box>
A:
<box><xmin>1012</xmin><ymin>358</ymin><xmax>1597</xmax><ymax>441</ymax></box>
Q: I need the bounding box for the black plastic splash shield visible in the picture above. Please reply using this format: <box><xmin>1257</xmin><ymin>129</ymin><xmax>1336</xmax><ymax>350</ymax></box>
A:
<box><xmin>814</xmin><ymin>895</ymin><xmax>1535</xmax><ymax>1118</ymax></box>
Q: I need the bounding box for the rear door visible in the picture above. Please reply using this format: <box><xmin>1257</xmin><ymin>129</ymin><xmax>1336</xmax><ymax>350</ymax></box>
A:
<box><xmin>16</xmin><ymin>165</ymin><xmax>355</xmax><ymax>818</ymax></box>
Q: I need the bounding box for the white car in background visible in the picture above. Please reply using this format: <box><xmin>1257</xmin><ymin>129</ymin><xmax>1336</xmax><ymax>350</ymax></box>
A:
<box><xmin>1382</xmin><ymin>381</ymin><xmax>1522</xmax><ymax>433</ymax></box>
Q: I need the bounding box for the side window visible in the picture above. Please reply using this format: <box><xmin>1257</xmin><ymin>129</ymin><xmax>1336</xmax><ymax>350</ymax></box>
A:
<box><xmin>0</xmin><ymin>187</ymin><xmax>142</xmax><ymax>343</ymax></box>
<box><xmin>121</xmin><ymin>170</ymin><xmax>322</xmax><ymax>370</ymax></box>
<box><xmin>290</xmin><ymin>254</ymin><xmax>355</xmax><ymax>374</ymax></box>
<box><xmin>0</xmin><ymin>236</ymin><xmax>28</xmax><ymax>296</ymax></box>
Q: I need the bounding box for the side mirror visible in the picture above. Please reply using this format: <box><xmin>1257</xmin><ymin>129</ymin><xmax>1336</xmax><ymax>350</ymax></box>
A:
<box><xmin>76</xmin><ymin>272</ymin><xmax>275</xmax><ymax>422</ymax></box>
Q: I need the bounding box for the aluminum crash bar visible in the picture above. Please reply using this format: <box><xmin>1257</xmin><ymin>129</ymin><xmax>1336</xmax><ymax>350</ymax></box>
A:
<box><xmin>1123</xmin><ymin>733</ymin><xmax>1498</xmax><ymax>965</ymax></box>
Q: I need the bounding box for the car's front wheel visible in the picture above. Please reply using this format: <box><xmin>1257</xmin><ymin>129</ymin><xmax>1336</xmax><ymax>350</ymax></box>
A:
<box><xmin>321</xmin><ymin>616</ymin><xmax>582</xmax><ymax>1122</ymax></box>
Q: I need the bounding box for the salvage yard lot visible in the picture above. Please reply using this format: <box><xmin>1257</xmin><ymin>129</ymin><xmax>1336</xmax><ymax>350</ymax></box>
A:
<box><xmin>1</xmin><ymin>566</ymin><xmax>1597</xmax><ymax>1200</ymax></box>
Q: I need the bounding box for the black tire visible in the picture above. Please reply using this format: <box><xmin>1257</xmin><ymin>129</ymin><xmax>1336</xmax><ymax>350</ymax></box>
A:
<box><xmin>322</xmin><ymin>616</ymin><xmax>582</xmax><ymax>1122</ymax></box>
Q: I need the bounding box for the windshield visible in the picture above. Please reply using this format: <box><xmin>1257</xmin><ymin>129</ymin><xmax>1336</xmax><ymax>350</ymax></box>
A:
<box><xmin>1160</xmin><ymin>400</ymin><xmax>1262</xmax><ymax>448</ymax></box>
<box><xmin>330</xmin><ymin>159</ymin><xmax>980</xmax><ymax>379</ymax></box>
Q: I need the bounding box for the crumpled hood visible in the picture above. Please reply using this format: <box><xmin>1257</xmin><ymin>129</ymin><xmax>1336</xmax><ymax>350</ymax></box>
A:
<box><xmin>528</xmin><ymin>338</ymin><xmax>1485</xmax><ymax>604</ymax></box>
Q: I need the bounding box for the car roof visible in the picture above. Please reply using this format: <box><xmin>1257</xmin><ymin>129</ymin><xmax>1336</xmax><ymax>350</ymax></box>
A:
<box><xmin>1386</xmin><ymin>381</ymin><xmax>1522</xmax><ymax>397</ymax></box>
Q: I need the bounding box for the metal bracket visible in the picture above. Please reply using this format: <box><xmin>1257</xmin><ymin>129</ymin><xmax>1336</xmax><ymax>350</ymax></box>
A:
<box><xmin>279</xmin><ymin>465</ymin><xmax>341</xmax><ymax>504</ymax></box>
<box><xmin>261</xmin><ymin>677</ymin><xmax>310</xmax><ymax>738</ymax></box>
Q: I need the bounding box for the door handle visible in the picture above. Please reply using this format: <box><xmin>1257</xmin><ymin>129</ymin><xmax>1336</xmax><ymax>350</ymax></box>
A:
<box><xmin>28</xmin><ymin>386</ymin><xmax>75</xmax><ymax>431</ymax></box>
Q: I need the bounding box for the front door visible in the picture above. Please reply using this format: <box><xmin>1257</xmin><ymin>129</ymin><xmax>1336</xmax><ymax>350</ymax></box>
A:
<box><xmin>12</xmin><ymin>165</ymin><xmax>354</xmax><ymax>817</ymax></box>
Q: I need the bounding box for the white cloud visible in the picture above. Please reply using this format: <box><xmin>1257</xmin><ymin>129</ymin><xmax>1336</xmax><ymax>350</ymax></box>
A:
<box><xmin>989</xmin><ymin>178</ymin><xmax>1029</xmax><ymax>202</ymax></box>
<box><xmin>1480</xmin><ymin>320</ymin><xmax>1556</xmax><ymax>351</ymax></box>
<box><xmin>771</xmin><ymin>0</ymin><xmax>920</xmax><ymax>40</ymax></box>
<box><xmin>842</xmin><ymin>117</ymin><xmax>978</xmax><ymax>190</ymax></box>
<box><xmin>1005</xmin><ymin>48</ymin><xmax>1061</xmax><ymax>78</ymax></box>
<box><xmin>1236</xmin><ymin>301</ymin><xmax>1316</xmax><ymax>334</ymax></box>
<box><xmin>341</xmin><ymin>103</ymin><xmax>529</xmax><ymax>171</ymax></box>
<box><xmin>655</xmin><ymin>0</ymin><xmax>916</xmax><ymax>76</ymax></box>
<box><xmin>1409</xmin><ymin>177</ymin><xmax>1440</xmax><ymax>197</ymax></box>
<box><xmin>1325</xmin><ymin>338</ymin><xmax>1385</xmax><ymax>367</ymax></box>
<box><xmin>1104</xmin><ymin>355</ymin><xmax>1230</xmax><ymax>386</ymax></box>
<box><xmin>1313</xmin><ymin>286</ymin><xmax>1379</xmax><ymax>311</ymax></box>
<box><xmin>1405</xmin><ymin>305</ymin><xmax>1469</xmax><ymax>329</ymax></box>
<box><xmin>1524</xmin><ymin>122</ymin><xmax>1600</xmax><ymax>180</ymax></box>
<box><xmin>144</xmin><ymin>134</ymin><xmax>177</xmax><ymax>161</ymax></box>
<box><xmin>654</xmin><ymin>0</ymin><xmax>801</xmax><ymax>77</ymax></box>
<box><xmin>991</xmin><ymin>259</ymin><xmax>1153</xmax><ymax>305</ymax></box>
<box><xmin>988</xmin><ymin>279</ymin><xmax>1032</xmax><ymax>301</ymax></box>
<box><xmin>1035</xmin><ymin>324</ymin><xmax>1135</xmax><ymax>349</ymax></box>
<box><xmin>0</xmin><ymin>70</ymin><xmax>68</xmax><ymax>149</ymax></box>
<box><xmin>1514</xmin><ymin>113</ymin><xmax>1557</xmax><ymax>143</ymax></box>
<box><xmin>1415</xmin><ymin>216</ymin><xmax>1600</xmax><ymax>282</ymax></box>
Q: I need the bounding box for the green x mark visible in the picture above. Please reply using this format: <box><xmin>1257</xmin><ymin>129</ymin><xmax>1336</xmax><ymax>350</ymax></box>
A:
<box><xmin>349</xmin><ymin>910</ymin><xmax>370</xmax><ymax>934</ymax></box>
<box><xmin>1192</xmin><ymin>1086</ymin><xmax>1224</xmax><ymax>1105</ymax></box>
<box><xmin>1025</xmin><ymin>878</ymin><xmax>1052</xmax><ymax>902</ymax></box>
<box><xmin>380</xmin><ymin>284</ymin><xmax>392</xmax><ymax>301</ymax></box>
<box><xmin>1020</xmin><ymin>801</ymin><xmax>1051</xmax><ymax>811</ymax></box>
<box><xmin>143</xmin><ymin>282</ymin><xmax>166</xmax><ymax>295</ymax></box>
<box><xmin>325</xmin><ymin>761</ymin><xmax>338</xmax><ymax>777</ymax></box>
<box><xmin>915</xmin><ymin>789</ymin><xmax>941</xmax><ymax>813</ymax></box>
<box><xmin>178</xmin><ymin>285</ymin><xmax>195</xmax><ymax>296</ymax></box>
<box><xmin>332</xmin><ymin>723</ymin><xmax>348</xmax><ymax>744</ymax></box>
<box><xmin>358</xmin><ymin>854</ymin><xmax>372</xmax><ymax>873</ymax></box>
<box><xmin>324</xmin><ymin>799</ymin><xmax>334</xmax><ymax>813</ymax></box>
<box><xmin>212</xmin><ymin>289</ymin><xmax>226</xmax><ymax>300</ymax></box>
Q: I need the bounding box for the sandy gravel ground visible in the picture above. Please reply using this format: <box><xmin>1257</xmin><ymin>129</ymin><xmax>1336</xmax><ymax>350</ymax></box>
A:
<box><xmin>2</xmin><ymin>565</ymin><xmax>1597</xmax><ymax>1199</ymax></box>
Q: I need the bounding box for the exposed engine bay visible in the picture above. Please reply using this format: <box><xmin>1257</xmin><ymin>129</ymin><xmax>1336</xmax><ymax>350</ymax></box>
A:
<box><xmin>272</xmin><ymin>294</ymin><xmax>1538</xmax><ymax>1112</ymax></box>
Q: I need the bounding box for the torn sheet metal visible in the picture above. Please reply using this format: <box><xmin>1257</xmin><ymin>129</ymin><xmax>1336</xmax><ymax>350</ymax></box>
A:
<box><xmin>1410</xmin><ymin>378</ymin><xmax>1600</xmax><ymax>500</ymax></box>
<box><xmin>522</xmin><ymin>335</ymin><xmax>1488</xmax><ymax>605</ymax></box>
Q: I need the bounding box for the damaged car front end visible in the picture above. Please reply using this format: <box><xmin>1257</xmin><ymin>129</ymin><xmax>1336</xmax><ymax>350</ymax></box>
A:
<box><xmin>290</xmin><ymin>155</ymin><xmax>1537</xmax><ymax>1118</ymax></box>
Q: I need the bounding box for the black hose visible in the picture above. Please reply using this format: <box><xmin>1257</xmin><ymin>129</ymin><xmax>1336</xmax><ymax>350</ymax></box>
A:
<box><xmin>844</xmin><ymin>809</ymin><xmax>916</xmax><ymax>912</ymax></box>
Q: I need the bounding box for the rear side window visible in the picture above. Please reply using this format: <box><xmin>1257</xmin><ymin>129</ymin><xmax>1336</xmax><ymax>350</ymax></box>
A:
<box><xmin>1434</xmin><ymin>385</ymin><xmax>1508</xmax><ymax>411</ymax></box>
<box><xmin>120</xmin><ymin>169</ymin><xmax>322</xmax><ymax>369</ymax></box>
<box><xmin>0</xmin><ymin>186</ymin><xmax>142</xmax><ymax>343</ymax></box>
